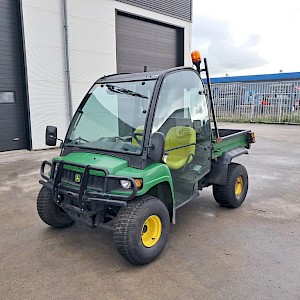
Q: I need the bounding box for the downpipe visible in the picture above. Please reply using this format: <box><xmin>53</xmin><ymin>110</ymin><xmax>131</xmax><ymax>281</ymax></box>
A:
<box><xmin>62</xmin><ymin>0</ymin><xmax>73</xmax><ymax>123</ymax></box>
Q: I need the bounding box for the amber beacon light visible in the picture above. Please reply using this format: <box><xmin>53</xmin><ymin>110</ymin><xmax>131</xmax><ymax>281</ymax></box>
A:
<box><xmin>191</xmin><ymin>50</ymin><xmax>201</xmax><ymax>64</ymax></box>
<box><xmin>191</xmin><ymin>50</ymin><xmax>202</xmax><ymax>73</ymax></box>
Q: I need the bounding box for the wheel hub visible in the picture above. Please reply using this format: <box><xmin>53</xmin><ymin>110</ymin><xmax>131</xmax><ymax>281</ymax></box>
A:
<box><xmin>235</xmin><ymin>176</ymin><xmax>243</xmax><ymax>197</ymax></box>
<box><xmin>141</xmin><ymin>215</ymin><xmax>162</xmax><ymax>248</ymax></box>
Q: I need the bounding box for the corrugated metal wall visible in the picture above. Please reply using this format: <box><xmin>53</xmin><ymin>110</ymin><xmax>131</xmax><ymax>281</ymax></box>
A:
<box><xmin>116</xmin><ymin>0</ymin><xmax>192</xmax><ymax>22</ymax></box>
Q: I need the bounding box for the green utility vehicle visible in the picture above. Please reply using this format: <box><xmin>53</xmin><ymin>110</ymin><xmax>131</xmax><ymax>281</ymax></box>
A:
<box><xmin>37</xmin><ymin>53</ymin><xmax>255</xmax><ymax>264</ymax></box>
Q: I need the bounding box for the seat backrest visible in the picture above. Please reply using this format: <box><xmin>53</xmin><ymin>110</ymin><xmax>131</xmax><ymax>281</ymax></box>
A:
<box><xmin>132</xmin><ymin>126</ymin><xmax>144</xmax><ymax>146</ymax></box>
<box><xmin>165</xmin><ymin>126</ymin><xmax>196</xmax><ymax>169</ymax></box>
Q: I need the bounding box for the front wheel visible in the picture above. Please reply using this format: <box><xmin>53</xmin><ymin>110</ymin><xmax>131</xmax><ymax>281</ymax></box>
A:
<box><xmin>37</xmin><ymin>186</ymin><xmax>74</xmax><ymax>228</ymax></box>
<box><xmin>113</xmin><ymin>195</ymin><xmax>170</xmax><ymax>265</ymax></box>
<box><xmin>213</xmin><ymin>163</ymin><xmax>248</xmax><ymax>208</ymax></box>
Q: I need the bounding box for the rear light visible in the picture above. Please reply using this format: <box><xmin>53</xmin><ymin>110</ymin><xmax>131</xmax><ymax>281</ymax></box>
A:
<box><xmin>251</xmin><ymin>132</ymin><xmax>256</xmax><ymax>143</ymax></box>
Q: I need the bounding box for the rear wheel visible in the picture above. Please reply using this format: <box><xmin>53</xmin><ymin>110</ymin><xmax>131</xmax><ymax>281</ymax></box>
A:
<box><xmin>213</xmin><ymin>163</ymin><xmax>248</xmax><ymax>208</ymax></box>
<box><xmin>113</xmin><ymin>195</ymin><xmax>170</xmax><ymax>265</ymax></box>
<box><xmin>37</xmin><ymin>186</ymin><xmax>74</xmax><ymax>228</ymax></box>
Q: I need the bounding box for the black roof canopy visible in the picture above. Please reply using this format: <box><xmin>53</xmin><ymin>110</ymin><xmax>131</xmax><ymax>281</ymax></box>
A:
<box><xmin>95</xmin><ymin>67</ymin><xmax>196</xmax><ymax>84</ymax></box>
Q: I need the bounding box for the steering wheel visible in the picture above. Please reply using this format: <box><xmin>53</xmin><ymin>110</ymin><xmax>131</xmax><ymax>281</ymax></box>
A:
<box><xmin>132</xmin><ymin>132</ymin><xmax>143</xmax><ymax>146</ymax></box>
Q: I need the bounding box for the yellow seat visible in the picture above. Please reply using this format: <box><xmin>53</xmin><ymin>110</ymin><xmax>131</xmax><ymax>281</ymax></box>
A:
<box><xmin>132</xmin><ymin>126</ymin><xmax>144</xmax><ymax>146</ymax></box>
<box><xmin>165</xmin><ymin>126</ymin><xmax>196</xmax><ymax>170</ymax></box>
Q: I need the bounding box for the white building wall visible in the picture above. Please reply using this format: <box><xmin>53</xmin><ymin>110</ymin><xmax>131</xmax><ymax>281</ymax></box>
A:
<box><xmin>68</xmin><ymin>0</ymin><xmax>192</xmax><ymax>110</ymax></box>
<box><xmin>22</xmin><ymin>0</ymin><xmax>192</xmax><ymax>149</ymax></box>
<box><xmin>21</xmin><ymin>0</ymin><xmax>70</xmax><ymax>149</ymax></box>
<box><xmin>67</xmin><ymin>0</ymin><xmax>118</xmax><ymax>110</ymax></box>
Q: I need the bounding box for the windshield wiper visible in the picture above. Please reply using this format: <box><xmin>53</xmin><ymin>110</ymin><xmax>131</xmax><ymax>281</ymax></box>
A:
<box><xmin>107</xmin><ymin>84</ymin><xmax>148</xmax><ymax>99</ymax></box>
<box><xmin>65</xmin><ymin>137</ymin><xmax>90</xmax><ymax>146</ymax></box>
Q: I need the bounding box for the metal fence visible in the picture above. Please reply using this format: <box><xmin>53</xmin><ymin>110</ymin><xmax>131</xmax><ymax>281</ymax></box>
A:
<box><xmin>206</xmin><ymin>80</ymin><xmax>300</xmax><ymax>124</ymax></box>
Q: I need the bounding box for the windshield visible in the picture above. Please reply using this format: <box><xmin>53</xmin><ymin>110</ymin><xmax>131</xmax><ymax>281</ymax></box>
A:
<box><xmin>65</xmin><ymin>80</ymin><xmax>156</xmax><ymax>154</ymax></box>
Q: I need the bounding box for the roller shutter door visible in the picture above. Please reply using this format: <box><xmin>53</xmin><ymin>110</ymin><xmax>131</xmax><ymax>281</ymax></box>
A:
<box><xmin>0</xmin><ymin>0</ymin><xmax>28</xmax><ymax>151</ymax></box>
<box><xmin>116</xmin><ymin>12</ymin><xmax>184</xmax><ymax>73</ymax></box>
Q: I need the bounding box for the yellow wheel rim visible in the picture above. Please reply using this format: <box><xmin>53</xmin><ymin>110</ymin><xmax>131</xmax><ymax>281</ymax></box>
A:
<box><xmin>235</xmin><ymin>176</ymin><xmax>243</xmax><ymax>197</ymax></box>
<box><xmin>141</xmin><ymin>215</ymin><xmax>162</xmax><ymax>248</ymax></box>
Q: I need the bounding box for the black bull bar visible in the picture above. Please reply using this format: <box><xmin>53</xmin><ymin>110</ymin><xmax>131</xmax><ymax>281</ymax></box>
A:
<box><xmin>39</xmin><ymin>160</ymin><xmax>138</xmax><ymax>210</ymax></box>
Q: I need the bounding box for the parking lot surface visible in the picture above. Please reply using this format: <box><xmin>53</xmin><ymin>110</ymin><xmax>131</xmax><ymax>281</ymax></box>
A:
<box><xmin>0</xmin><ymin>123</ymin><xmax>299</xmax><ymax>300</ymax></box>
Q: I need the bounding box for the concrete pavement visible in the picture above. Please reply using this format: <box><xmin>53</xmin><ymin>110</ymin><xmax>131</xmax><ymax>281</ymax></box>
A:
<box><xmin>0</xmin><ymin>123</ymin><xmax>299</xmax><ymax>300</ymax></box>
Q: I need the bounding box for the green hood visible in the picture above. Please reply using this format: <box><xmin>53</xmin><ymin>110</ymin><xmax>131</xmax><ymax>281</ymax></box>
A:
<box><xmin>54</xmin><ymin>152</ymin><xmax>128</xmax><ymax>175</ymax></box>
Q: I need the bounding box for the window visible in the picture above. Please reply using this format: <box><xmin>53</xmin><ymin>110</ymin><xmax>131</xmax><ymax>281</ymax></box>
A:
<box><xmin>0</xmin><ymin>92</ymin><xmax>15</xmax><ymax>103</ymax></box>
<box><xmin>152</xmin><ymin>70</ymin><xmax>209</xmax><ymax>135</ymax></box>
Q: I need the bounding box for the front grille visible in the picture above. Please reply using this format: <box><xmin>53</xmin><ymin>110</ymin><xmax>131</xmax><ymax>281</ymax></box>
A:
<box><xmin>61</xmin><ymin>169</ymin><xmax>105</xmax><ymax>191</ymax></box>
<box><xmin>62</xmin><ymin>169</ymin><xmax>76</xmax><ymax>182</ymax></box>
<box><xmin>88</xmin><ymin>175</ymin><xmax>104</xmax><ymax>191</ymax></box>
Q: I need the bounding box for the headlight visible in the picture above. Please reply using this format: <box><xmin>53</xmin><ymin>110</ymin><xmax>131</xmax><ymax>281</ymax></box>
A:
<box><xmin>120</xmin><ymin>179</ymin><xmax>132</xmax><ymax>189</ymax></box>
<box><xmin>120</xmin><ymin>179</ymin><xmax>143</xmax><ymax>189</ymax></box>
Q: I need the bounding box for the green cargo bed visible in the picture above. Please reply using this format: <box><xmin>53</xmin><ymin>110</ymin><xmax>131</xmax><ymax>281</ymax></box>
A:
<box><xmin>212</xmin><ymin>129</ymin><xmax>252</xmax><ymax>159</ymax></box>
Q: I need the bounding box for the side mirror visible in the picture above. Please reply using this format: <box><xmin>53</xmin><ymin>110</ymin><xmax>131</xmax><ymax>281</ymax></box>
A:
<box><xmin>148</xmin><ymin>132</ymin><xmax>165</xmax><ymax>162</ymax></box>
<box><xmin>45</xmin><ymin>126</ymin><xmax>57</xmax><ymax>146</ymax></box>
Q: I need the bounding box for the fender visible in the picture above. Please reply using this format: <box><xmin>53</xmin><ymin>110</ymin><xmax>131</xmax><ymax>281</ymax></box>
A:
<box><xmin>207</xmin><ymin>147</ymin><xmax>248</xmax><ymax>185</ymax></box>
<box><xmin>115</xmin><ymin>162</ymin><xmax>174</xmax><ymax>201</ymax></box>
